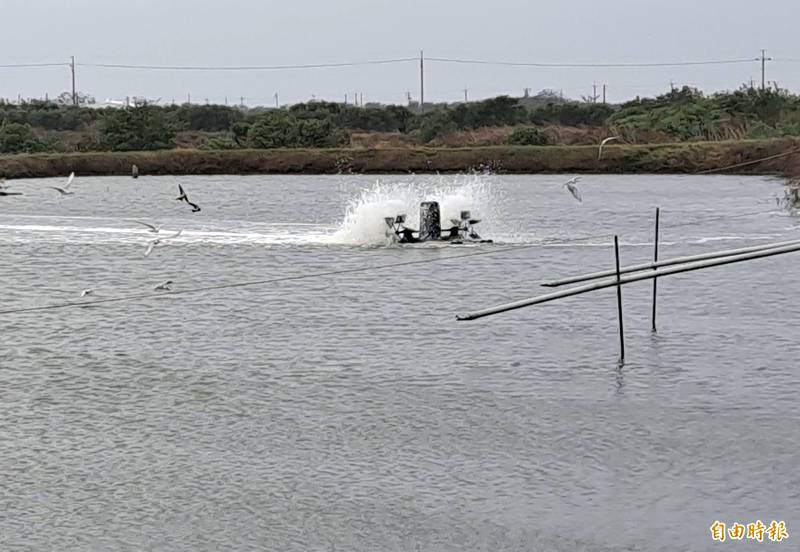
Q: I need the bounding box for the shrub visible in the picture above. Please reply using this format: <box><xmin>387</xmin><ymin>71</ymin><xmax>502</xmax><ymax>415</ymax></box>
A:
<box><xmin>506</xmin><ymin>126</ymin><xmax>550</xmax><ymax>146</ymax></box>
<box><xmin>246</xmin><ymin>112</ymin><xmax>346</xmax><ymax>148</ymax></box>
<box><xmin>98</xmin><ymin>106</ymin><xmax>178</xmax><ymax>151</ymax></box>
<box><xmin>0</xmin><ymin>123</ymin><xmax>48</xmax><ymax>153</ymax></box>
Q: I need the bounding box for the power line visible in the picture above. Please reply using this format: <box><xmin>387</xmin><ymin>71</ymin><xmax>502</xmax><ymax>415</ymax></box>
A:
<box><xmin>75</xmin><ymin>58</ymin><xmax>418</xmax><ymax>71</ymax></box>
<box><xmin>427</xmin><ymin>56</ymin><xmax>761</xmax><ymax>68</ymax></box>
<box><xmin>0</xmin><ymin>62</ymin><xmax>68</xmax><ymax>68</ymax></box>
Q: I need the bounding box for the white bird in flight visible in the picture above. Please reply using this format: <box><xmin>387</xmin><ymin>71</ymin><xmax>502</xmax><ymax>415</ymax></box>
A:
<box><xmin>563</xmin><ymin>176</ymin><xmax>583</xmax><ymax>202</ymax></box>
<box><xmin>144</xmin><ymin>229</ymin><xmax>182</xmax><ymax>257</ymax></box>
<box><xmin>133</xmin><ymin>220</ymin><xmax>162</xmax><ymax>233</ymax></box>
<box><xmin>80</xmin><ymin>288</ymin><xmax>93</xmax><ymax>297</ymax></box>
<box><xmin>50</xmin><ymin>172</ymin><xmax>76</xmax><ymax>196</ymax></box>
<box><xmin>598</xmin><ymin>136</ymin><xmax>621</xmax><ymax>161</ymax></box>
<box><xmin>153</xmin><ymin>280</ymin><xmax>174</xmax><ymax>291</ymax></box>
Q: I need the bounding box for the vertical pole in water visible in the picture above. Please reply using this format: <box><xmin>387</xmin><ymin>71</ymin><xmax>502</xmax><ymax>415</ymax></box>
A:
<box><xmin>651</xmin><ymin>207</ymin><xmax>660</xmax><ymax>333</ymax></box>
<box><xmin>614</xmin><ymin>236</ymin><xmax>625</xmax><ymax>364</ymax></box>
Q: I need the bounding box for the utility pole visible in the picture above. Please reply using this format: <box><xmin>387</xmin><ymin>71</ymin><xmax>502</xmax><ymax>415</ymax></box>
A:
<box><xmin>419</xmin><ymin>50</ymin><xmax>425</xmax><ymax>112</ymax></box>
<box><xmin>406</xmin><ymin>91</ymin><xmax>412</xmax><ymax>106</ymax></box>
<box><xmin>274</xmin><ymin>92</ymin><xmax>279</xmax><ymax>108</ymax></box>
<box><xmin>602</xmin><ymin>84</ymin><xmax>607</xmax><ymax>104</ymax></box>
<box><xmin>463</xmin><ymin>87</ymin><xmax>468</xmax><ymax>103</ymax></box>
<box><xmin>187</xmin><ymin>93</ymin><xmax>191</xmax><ymax>104</ymax></box>
<box><xmin>240</xmin><ymin>96</ymin><xmax>244</xmax><ymax>107</ymax></box>
<box><xmin>592</xmin><ymin>83</ymin><xmax>598</xmax><ymax>103</ymax></box>
<box><xmin>345</xmin><ymin>93</ymin><xmax>348</xmax><ymax>105</ymax></box>
<box><xmin>360</xmin><ymin>92</ymin><xmax>363</xmax><ymax>106</ymax></box>
<box><xmin>224</xmin><ymin>96</ymin><xmax>228</xmax><ymax>106</ymax></box>
<box><xmin>761</xmin><ymin>49</ymin><xmax>772</xmax><ymax>91</ymax></box>
<box><xmin>70</xmin><ymin>56</ymin><xmax>77</xmax><ymax>106</ymax></box>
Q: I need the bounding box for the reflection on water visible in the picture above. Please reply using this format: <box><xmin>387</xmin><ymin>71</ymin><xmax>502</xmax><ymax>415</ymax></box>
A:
<box><xmin>0</xmin><ymin>174</ymin><xmax>798</xmax><ymax>552</ymax></box>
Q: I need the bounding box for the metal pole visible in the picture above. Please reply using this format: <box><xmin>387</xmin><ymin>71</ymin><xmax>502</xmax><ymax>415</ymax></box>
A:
<box><xmin>651</xmin><ymin>207</ymin><xmax>660</xmax><ymax>332</ymax></box>
<box><xmin>457</xmin><ymin>241</ymin><xmax>800</xmax><ymax>321</ymax></box>
<box><xmin>602</xmin><ymin>84</ymin><xmax>607</xmax><ymax>104</ymax></box>
<box><xmin>542</xmin><ymin>238</ymin><xmax>800</xmax><ymax>288</ymax></box>
<box><xmin>761</xmin><ymin>49</ymin><xmax>767</xmax><ymax>91</ymax></box>
<box><xmin>614</xmin><ymin>236</ymin><xmax>625</xmax><ymax>363</ymax></box>
<box><xmin>70</xmin><ymin>56</ymin><xmax>77</xmax><ymax>106</ymax></box>
<box><xmin>419</xmin><ymin>50</ymin><xmax>425</xmax><ymax>112</ymax></box>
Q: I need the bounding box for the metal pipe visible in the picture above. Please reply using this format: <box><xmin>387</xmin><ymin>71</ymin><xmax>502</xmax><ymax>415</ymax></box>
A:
<box><xmin>542</xmin><ymin>238</ymin><xmax>800</xmax><ymax>288</ymax></box>
<box><xmin>651</xmin><ymin>208</ymin><xmax>660</xmax><ymax>333</ymax></box>
<box><xmin>614</xmin><ymin>236</ymin><xmax>625</xmax><ymax>363</ymax></box>
<box><xmin>457</xmin><ymin>241</ymin><xmax>800</xmax><ymax>321</ymax></box>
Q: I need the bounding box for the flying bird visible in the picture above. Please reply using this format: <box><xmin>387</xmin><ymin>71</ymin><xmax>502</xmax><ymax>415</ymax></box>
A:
<box><xmin>153</xmin><ymin>280</ymin><xmax>174</xmax><ymax>291</ymax></box>
<box><xmin>133</xmin><ymin>220</ymin><xmax>162</xmax><ymax>233</ymax></box>
<box><xmin>50</xmin><ymin>171</ymin><xmax>76</xmax><ymax>196</ymax></box>
<box><xmin>176</xmin><ymin>184</ymin><xmax>201</xmax><ymax>213</ymax></box>
<box><xmin>80</xmin><ymin>289</ymin><xmax>93</xmax><ymax>297</ymax></box>
<box><xmin>563</xmin><ymin>176</ymin><xmax>583</xmax><ymax>202</ymax></box>
<box><xmin>598</xmin><ymin>136</ymin><xmax>621</xmax><ymax>161</ymax></box>
<box><xmin>144</xmin><ymin>229</ymin><xmax>182</xmax><ymax>257</ymax></box>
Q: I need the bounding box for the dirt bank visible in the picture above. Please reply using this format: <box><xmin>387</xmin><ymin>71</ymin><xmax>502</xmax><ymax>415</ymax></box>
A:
<box><xmin>1</xmin><ymin>139</ymin><xmax>798</xmax><ymax>179</ymax></box>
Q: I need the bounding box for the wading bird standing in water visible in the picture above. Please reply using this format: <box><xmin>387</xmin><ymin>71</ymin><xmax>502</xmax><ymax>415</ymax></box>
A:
<box><xmin>176</xmin><ymin>184</ymin><xmax>201</xmax><ymax>212</ymax></box>
<box><xmin>598</xmin><ymin>136</ymin><xmax>621</xmax><ymax>160</ymax></box>
<box><xmin>563</xmin><ymin>176</ymin><xmax>583</xmax><ymax>202</ymax></box>
<box><xmin>144</xmin><ymin>230</ymin><xmax>182</xmax><ymax>257</ymax></box>
<box><xmin>50</xmin><ymin>172</ymin><xmax>76</xmax><ymax>196</ymax></box>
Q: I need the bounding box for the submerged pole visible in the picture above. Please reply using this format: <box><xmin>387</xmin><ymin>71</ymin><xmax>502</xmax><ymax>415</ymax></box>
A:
<box><xmin>614</xmin><ymin>236</ymin><xmax>625</xmax><ymax>363</ymax></box>
<box><xmin>457</xmin><ymin>241</ymin><xmax>800</xmax><ymax>321</ymax></box>
<box><xmin>651</xmin><ymin>207</ymin><xmax>660</xmax><ymax>333</ymax></box>
<box><xmin>542</xmin><ymin>238</ymin><xmax>800</xmax><ymax>288</ymax></box>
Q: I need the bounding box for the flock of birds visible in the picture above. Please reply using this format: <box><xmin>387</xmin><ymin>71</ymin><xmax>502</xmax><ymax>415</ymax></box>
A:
<box><xmin>1</xmin><ymin>173</ymin><xmax>204</xmax><ymax>298</ymax></box>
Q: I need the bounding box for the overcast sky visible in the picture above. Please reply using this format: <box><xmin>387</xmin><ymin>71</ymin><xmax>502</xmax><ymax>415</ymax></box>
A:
<box><xmin>2</xmin><ymin>0</ymin><xmax>799</xmax><ymax>106</ymax></box>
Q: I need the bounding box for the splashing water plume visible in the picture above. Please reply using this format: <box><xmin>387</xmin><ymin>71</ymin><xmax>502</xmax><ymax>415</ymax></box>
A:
<box><xmin>331</xmin><ymin>174</ymin><xmax>507</xmax><ymax>245</ymax></box>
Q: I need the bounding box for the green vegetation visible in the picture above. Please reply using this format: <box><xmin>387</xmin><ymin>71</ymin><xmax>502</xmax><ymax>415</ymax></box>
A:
<box><xmin>3</xmin><ymin>86</ymin><xmax>800</xmax><ymax>156</ymax></box>
<box><xmin>506</xmin><ymin>126</ymin><xmax>550</xmax><ymax>146</ymax></box>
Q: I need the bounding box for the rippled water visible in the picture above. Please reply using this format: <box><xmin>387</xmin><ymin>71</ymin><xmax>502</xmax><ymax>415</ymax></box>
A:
<box><xmin>1</xmin><ymin>173</ymin><xmax>798</xmax><ymax>552</ymax></box>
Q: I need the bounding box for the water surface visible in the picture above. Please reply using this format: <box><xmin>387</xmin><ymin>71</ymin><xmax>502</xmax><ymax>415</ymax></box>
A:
<box><xmin>1</xmin><ymin>174</ymin><xmax>798</xmax><ymax>551</ymax></box>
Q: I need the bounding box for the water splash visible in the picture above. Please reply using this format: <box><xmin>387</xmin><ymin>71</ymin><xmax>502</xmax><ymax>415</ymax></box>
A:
<box><xmin>330</xmin><ymin>174</ymin><xmax>508</xmax><ymax>245</ymax></box>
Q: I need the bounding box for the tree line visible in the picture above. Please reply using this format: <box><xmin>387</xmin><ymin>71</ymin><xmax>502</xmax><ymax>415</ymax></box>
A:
<box><xmin>2</xmin><ymin>87</ymin><xmax>800</xmax><ymax>154</ymax></box>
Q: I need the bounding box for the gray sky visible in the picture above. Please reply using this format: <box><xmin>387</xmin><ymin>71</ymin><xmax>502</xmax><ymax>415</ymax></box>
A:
<box><xmin>2</xmin><ymin>0</ymin><xmax>799</xmax><ymax>106</ymax></box>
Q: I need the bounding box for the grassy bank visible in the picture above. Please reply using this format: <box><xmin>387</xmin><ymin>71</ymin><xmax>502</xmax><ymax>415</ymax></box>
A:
<box><xmin>1</xmin><ymin>139</ymin><xmax>799</xmax><ymax>179</ymax></box>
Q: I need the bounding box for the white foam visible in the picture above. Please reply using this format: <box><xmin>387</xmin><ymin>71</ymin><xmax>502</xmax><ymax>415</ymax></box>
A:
<box><xmin>329</xmin><ymin>174</ymin><xmax>507</xmax><ymax>245</ymax></box>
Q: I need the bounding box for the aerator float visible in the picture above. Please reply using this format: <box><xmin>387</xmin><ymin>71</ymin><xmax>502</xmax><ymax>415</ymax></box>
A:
<box><xmin>384</xmin><ymin>201</ymin><xmax>493</xmax><ymax>244</ymax></box>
